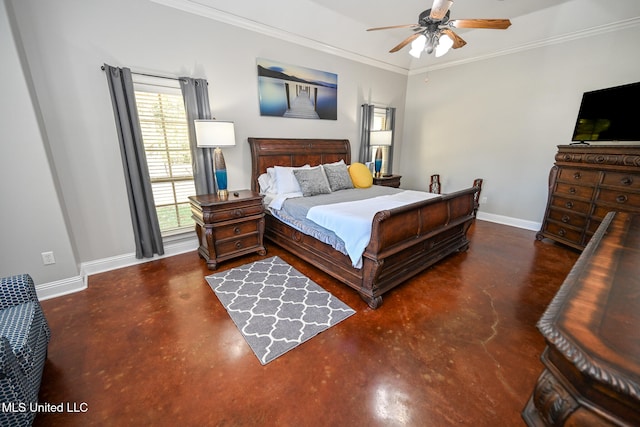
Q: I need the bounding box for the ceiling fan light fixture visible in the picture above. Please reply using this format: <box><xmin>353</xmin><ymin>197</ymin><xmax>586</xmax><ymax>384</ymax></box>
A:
<box><xmin>409</xmin><ymin>34</ymin><xmax>427</xmax><ymax>58</ymax></box>
<box><xmin>425</xmin><ymin>32</ymin><xmax>437</xmax><ymax>55</ymax></box>
<box><xmin>435</xmin><ymin>33</ymin><xmax>453</xmax><ymax>57</ymax></box>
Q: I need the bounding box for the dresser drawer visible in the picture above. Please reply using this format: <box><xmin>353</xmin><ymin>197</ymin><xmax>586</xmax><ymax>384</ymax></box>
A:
<box><xmin>550</xmin><ymin>195</ymin><xmax>591</xmax><ymax>214</ymax></box>
<box><xmin>214</xmin><ymin>219</ymin><xmax>260</xmax><ymax>240</ymax></box>
<box><xmin>547</xmin><ymin>207</ymin><xmax>588</xmax><ymax>228</ymax></box>
<box><xmin>543</xmin><ymin>222</ymin><xmax>583</xmax><ymax>245</ymax></box>
<box><xmin>215</xmin><ymin>233</ymin><xmax>260</xmax><ymax>254</ymax></box>
<box><xmin>557</xmin><ymin>168</ymin><xmax>600</xmax><ymax>185</ymax></box>
<box><xmin>554</xmin><ymin>182</ymin><xmax>594</xmax><ymax>199</ymax></box>
<box><xmin>601</xmin><ymin>172</ymin><xmax>640</xmax><ymax>190</ymax></box>
<box><xmin>210</xmin><ymin>203</ymin><xmax>263</xmax><ymax>223</ymax></box>
<box><xmin>596</xmin><ymin>189</ymin><xmax>640</xmax><ymax>208</ymax></box>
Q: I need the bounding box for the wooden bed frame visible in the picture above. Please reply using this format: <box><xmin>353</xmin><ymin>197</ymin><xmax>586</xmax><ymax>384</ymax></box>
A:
<box><xmin>249</xmin><ymin>137</ymin><xmax>480</xmax><ymax>309</ymax></box>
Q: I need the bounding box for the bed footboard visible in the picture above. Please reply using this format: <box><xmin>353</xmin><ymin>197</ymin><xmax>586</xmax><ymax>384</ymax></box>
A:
<box><xmin>264</xmin><ymin>186</ymin><xmax>478</xmax><ymax>309</ymax></box>
<box><xmin>359</xmin><ymin>187</ymin><xmax>477</xmax><ymax>308</ymax></box>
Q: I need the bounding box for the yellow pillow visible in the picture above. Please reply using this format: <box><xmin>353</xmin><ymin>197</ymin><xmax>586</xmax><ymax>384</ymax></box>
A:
<box><xmin>348</xmin><ymin>162</ymin><xmax>373</xmax><ymax>188</ymax></box>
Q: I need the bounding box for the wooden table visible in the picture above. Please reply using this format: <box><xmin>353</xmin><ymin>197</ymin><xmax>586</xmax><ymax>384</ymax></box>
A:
<box><xmin>522</xmin><ymin>211</ymin><xmax>640</xmax><ymax>426</ymax></box>
<box><xmin>189</xmin><ymin>190</ymin><xmax>266</xmax><ymax>270</ymax></box>
<box><xmin>373</xmin><ymin>174</ymin><xmax>401</xmax><ymax>188</ymax></box>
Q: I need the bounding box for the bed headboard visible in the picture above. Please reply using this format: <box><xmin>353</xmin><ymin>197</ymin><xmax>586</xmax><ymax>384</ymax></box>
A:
<box><xmin>248</xmin><ymin>137</ymin><xmax>352</xmax><ymax>193</ymax></box>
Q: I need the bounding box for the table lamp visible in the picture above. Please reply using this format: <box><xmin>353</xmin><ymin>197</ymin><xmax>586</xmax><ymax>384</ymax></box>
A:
<box><xmin>369</xmin><ymin>130</ymin><xmax>393</xmax><ymax>177</ymax></box>
<box><xmin>194</xmin><ymin>120</ymin><xmax>236</xmax><ymax>197</ymax></box>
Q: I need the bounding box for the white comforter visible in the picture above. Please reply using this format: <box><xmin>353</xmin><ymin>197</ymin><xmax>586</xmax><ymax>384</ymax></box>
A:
<box><xmin>306</xmin><ymin>190</ymin><xmax>440</xmax><ymax>268</ymax></box>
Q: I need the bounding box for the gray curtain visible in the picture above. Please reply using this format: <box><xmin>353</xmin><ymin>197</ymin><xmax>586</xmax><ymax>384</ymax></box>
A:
<box><xmin>359</xmin><ymin>104</ymin><xmax>396</xmax><ymax>173</ymax></box>
<box><xmin>180</xmin><ymin>78</ymin><xmax>215</xmax><ymax>195</ymax></box>
<box><xmin>386</xmin><ymin>107</ymin><xmax>396</xmax><ymax>174</ymax></box>
<box><xmin>359</xmin><ymin>104</ymin><xmax>375</xmax><ymax>164</ymax></box>
<box><xmin>103</xmin><ymin>64</ymin><xmax>164</xmax><ymax>258</ymax></box>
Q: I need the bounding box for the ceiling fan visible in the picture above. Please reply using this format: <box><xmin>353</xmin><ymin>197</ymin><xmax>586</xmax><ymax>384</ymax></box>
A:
<box><xmin>367</xmin><ymin>0</ymin><xmax>511</xmax><ymax>58</ymax></box>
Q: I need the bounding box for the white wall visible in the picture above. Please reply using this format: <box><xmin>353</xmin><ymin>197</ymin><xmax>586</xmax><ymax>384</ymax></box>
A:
<box><xmin>401</xmin><ymin>23</ymin><xmax>640</xmax><ymax>227</ymax></box>
<box><xmin>4</xmin><ymin>0</ymin><xmax>640</xmax><ymax>296</ymax></box>
<box><xmin>7</xmin><ymin>0</ymin><xmax>407</xmax><ymax>282</ymax></box>
<box><xmin>1</xmin><ymin>0</ymin><xmax>80</xmax><ymax>292</ymax></box>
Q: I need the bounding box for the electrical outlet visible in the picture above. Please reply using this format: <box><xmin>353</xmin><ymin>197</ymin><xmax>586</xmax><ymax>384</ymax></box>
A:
<box><xmin>41</xmin><ymin>251</ymin><xmax>56</xmax><ymax>265</ymax></box>
<box><xmin>481</xmin><ymin>196</ymin><xmax>488</xmax><ymax>204</ymax></box>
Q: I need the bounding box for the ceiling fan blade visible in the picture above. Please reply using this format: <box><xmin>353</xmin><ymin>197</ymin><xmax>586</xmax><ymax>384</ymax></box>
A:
<box><xmin>450</xmin><ymin>19</ymin><xmax>512</xmax><ymax>30</ymax></box>
<box><xmin>389</xmin><ymin>33</ymin><xmax>421</xmax><ymax>53</ymax></box>
<box><xmin>367</xmin><ymin>24</ymin><xmax>420</xmax><ymax>31</ymax></box>
<box><xmin>430</xmin><ymin>0</ymin><xmax>453</xmax><ymax>20</ymax></box>
<box><xmin>441</xmin><ymin>29</ymin><xmax>466</xmax><ymax>49</ymax></box>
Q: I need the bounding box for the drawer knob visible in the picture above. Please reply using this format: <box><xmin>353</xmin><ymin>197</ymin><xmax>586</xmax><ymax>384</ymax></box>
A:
<box><xmin>573</xmin><ymin>172</ymin><xmax>581</xmax><ymax>180</ymax></box>
<box><xmin>235</xmin><ymin>241</ymin><xmax>242</xmax><ymax>249</ymax></box>
<box><xmin>565</xmin><ymin>201</ymin><xmax>574</xmax><ymax>209</ymax></box>
<box><xmin>234</xmin><ymin>209</ymin><xmax>243</xmax><ymax>217</ymax></box>
<box><xmin>616</xmin><ymin>195</ymin><xmax>628</xmax><ymax>204</ymax></box>
<box><xmin>620</xmin><ymin>177</ymin><xmax>633</xmax><ymax>186</ymax></box>
<box><xmin>569</xmin><ymin>187</ymin><xmax>576</xmax><ymax>194</ymax></box>
<box><xmin>558</xmin><ymin>228</ymin><xmax>566</xmax><ymax>237</ymax></box>
<box><xmin>234</xmin><ymin>227</ymin><xmax>241</xmax><ymax>234</ymax></box>
<box><xmin>561</xmin><ymin>215</ymin><xmax>570</xmax><ymax>223</ymax></box>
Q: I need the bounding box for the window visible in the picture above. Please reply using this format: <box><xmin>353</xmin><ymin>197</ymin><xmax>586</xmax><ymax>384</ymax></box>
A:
<box><xmin>133</xmin><ymin>77</ymin><xmax>195</xmax><ymax>235</ymax></box>
<box><xmin>370</xmin><ymin>106</ymin><xmax>393</xmax><ymax>175</ymax></box>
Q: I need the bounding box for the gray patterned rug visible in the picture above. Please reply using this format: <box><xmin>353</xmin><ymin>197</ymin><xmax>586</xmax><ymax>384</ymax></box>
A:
<box><xmin>205</xmin><ymin>256</ymin><xmax>355</xmax><ymax>365</ymax></box>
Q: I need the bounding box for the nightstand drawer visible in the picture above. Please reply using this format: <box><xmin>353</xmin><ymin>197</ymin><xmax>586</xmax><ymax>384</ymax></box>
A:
<box><xmin>215</xmin><ymin>219</ymin><xmax>260</xmax><ymax>240</ymax></box>
<box><xmin>210</xmin><ymin>203</ymin><xmax>263</xmax><ymax>223</ymax></box>
<box><xmin>215</xmin><ymin>233</ymin><xmax>260</xmax><ymax>254</ymax></box>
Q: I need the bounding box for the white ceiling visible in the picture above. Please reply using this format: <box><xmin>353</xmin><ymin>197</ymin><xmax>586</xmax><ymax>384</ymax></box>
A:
<box><xmin>153</xmin><ymin>0</ymin><xmax>640</xmax><ymax>73</ymax></box>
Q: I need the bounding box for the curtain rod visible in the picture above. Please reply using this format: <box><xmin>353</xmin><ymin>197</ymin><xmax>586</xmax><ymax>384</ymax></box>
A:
<box><xmin>100</xmin><ymin>65</ymin><xmax>181</xmax><ymax>82</ymax></box>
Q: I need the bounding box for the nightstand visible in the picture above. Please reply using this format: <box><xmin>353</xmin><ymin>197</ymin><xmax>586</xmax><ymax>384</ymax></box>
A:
<box><xmin>189</xmin><ymin>190</ymin><xmax>266</xmax><ymax>270</ymax></box>
<box><xmin>373</xmin><ymin>174</ymin><xmax>402</xmax><ymax>188</ymax></box>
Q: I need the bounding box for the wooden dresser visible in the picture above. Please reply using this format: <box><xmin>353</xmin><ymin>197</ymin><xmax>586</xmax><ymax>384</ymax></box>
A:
<box><xmin>523</xmin><ymin>211</ymin><xmax>640</xmax><ymax>426</ymax></box>
<box><xmin>189</xmin><ymin>190</ymin><xmax>266</xmax><ymax>270</ymax></box>
<box><xmin>536</xmin><ymin>145</ymin><xmax>640</xmax><ymax>250</ymax></box>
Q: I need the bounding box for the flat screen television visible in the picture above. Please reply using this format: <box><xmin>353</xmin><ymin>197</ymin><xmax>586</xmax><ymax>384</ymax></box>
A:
<box><xmin>571</xmin><ymin>81</ymin><xmax>640</xmax><ymax>143</ymax></box>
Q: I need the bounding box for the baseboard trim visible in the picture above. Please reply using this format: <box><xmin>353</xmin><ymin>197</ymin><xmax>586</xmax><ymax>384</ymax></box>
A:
<box><xmin>477</xmin><ymin>211</ymin><xmax>541</xmax><ymax>231</ymax></box>
<box><xmin>38</xmin><ymin>235</ymin><xmax>199</xmax><ymax>301</ymax></box>
<box><xmin>36</xmin><ymin>275</ymin><xmax>86</xmax><ymax>301</ymax></box>
<box><xmin>36</xmin><ymin>216</ymin><xmax>539</xmax><ymax>301</ymax></box>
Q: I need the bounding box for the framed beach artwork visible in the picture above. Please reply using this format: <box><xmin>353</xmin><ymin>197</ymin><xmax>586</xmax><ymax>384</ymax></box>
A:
<box><xmin>257</xmin><ymin>58</ymin><xmax>337</xmax><ymax>120</ymax></box>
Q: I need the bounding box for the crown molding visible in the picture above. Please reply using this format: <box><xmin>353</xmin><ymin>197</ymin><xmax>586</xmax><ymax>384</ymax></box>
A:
<box><xmin>150</xmin><ymin>1</ymin><xmax>639</xmax><ymax>77</ymax></box>
<box><xmin>150</xmin><ymin>0</ymin><xmax>410</xmax><ymax>75</ymax></box>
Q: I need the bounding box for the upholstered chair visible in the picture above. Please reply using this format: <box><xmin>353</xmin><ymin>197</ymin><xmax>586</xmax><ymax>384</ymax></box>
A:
<box><xmin>0</xmin><ymin>274</ymin><xmax>51</xmax><ymax>426</ymax></box>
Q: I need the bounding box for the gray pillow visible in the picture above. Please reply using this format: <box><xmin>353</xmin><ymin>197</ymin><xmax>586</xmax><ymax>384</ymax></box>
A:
<box><xmin>323</xmin><ymin>162</ymin><xmax>354</xmax><ymax>191</ymax></box>
<box><xmin>293</xmin><ymin>166</ymin><xmax>332</xmax><ymax>196</ymax></box>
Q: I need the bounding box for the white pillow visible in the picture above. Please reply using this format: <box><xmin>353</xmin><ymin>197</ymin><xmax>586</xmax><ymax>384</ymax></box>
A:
<box><xmin>273</xmin><ymin>165</ymin><xmax>310</xmax><ymax>194</ymax></box>
<box><xmin>258</xmin><ymin>172</ymin><xmax>273</xmax><ymax>194</ymax></box>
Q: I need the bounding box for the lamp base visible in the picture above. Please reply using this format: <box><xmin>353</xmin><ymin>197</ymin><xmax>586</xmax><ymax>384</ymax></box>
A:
<box><xmin>217</xmin><ymin>189</ymin><xmax>228</xmax><ymax>199</ymax></box>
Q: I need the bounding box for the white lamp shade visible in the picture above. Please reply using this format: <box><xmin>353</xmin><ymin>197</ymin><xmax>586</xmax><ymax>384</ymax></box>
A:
<box><xmin>194</xmin><ymin>120</ymin><xmax>236</xmax><ymax>148</ymax></box>
<box><xmin>370</xmin><ymin>130</ymin><xmax>393</xmax><ymax>146</ymax></box>
<box><xmin>435</xmin><ymin>33</ymin><xmax>454</xmax><ymax>58</ymax></box>
<box><xmin>409</xmin><ymin>34</ymin><xmax>427</xmax><ymax>59</ymax></box>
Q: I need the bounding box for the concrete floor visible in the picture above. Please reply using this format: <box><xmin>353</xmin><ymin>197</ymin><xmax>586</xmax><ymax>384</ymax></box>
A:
<box><xmin>35</xmin><ymin>220</ymin><xmax>579</xmax><ymax>426</ymax></box>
